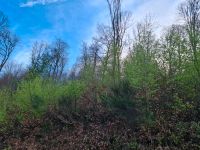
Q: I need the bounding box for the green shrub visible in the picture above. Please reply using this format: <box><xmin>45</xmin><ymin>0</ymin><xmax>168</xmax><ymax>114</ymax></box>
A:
<box><xmin>0</xmin><ymin>77</ymin><xmax>87</xmax><ymax>123</ymax></box>
<box><xmin>0</xmin><ymin>88</ymin><xmax>13</xmax><ymax>123</ymax></box>
<box><xmin>64</xmin><ymin>81</ymin><xmax>86</xmax><ymax>99</ymax></box>
<box><xmin>59</xmin><ymin>80</ymin><xmax>86</xmax><ymax>111</ymax></box>
<box><xmin>128</xmin><ymin>140</ymin><xmax>139</xmax><ymax>150</ymax></box>
<box><xmin>191</xmin><ymin>122</ymin><xmax>200</xmax><ymax>138</ymax></box>
<box><xmin>101</xmin><ymin>80</ymin><xmax>135</xmax><ymax>110</ymax></box>
<box><xmin>15</xmin><ymin>77</ymin><xmax>65</xmax><ymax>118</ymax></box>
<box><xmin>171</xmin><ymin>94</ymin><xmax>193</xmax><ymax>112</ymax></box>
<box><xmin>100</xmin><ymin>80</ymin><xmax>141</xmax><ymax>124</ymax></box>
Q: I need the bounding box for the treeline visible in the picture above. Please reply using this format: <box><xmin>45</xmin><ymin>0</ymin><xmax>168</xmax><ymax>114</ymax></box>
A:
<box><xmin>0</xmin><ymin>0</ymin><xmax>200</xmax><ymax>145</ymax></box>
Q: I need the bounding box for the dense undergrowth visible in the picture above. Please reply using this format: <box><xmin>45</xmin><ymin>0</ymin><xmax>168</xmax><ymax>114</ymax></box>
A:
<box><xmin>0</xmin><ymin>78</ymin><xmax>200</xmax><ymax>149</ymax></box>
<box><xmin>0</xmin><ymin>77</ymin><xmax>86</xmax><ymax>126</ymax></box>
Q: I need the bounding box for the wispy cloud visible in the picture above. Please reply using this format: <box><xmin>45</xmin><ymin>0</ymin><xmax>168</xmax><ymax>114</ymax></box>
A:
<box><xmin>20</xmin><ymin>0</ymin><xmax>66</xmax><ymax>7</ymax></box>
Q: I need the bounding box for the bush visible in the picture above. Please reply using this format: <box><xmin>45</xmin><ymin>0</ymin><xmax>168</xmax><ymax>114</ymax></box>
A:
<box><xmin>15</xmin><ymin>78</ymin><xmax>58</xmax><ymax>118</ymax></box>
<box><xmin>0</xmin><ymin>88</ymin><xmax>13</xmax><ymax>123</ymax></box>
<box><xmin>59</xmin><ymin>80</ymin><xmax>86</xmax><ymax>112</ymax></box>
<box><xmin>171</xmin><ymin>94</ymin><xmax>193</xmax><ymax>112</ymax></box>
<box><xmin>101</xmin><ymin>80</ymin><xmax>135</xmax><ymax>109</ymax></box>
<box><xmin>100</xmin><ymin>80</ymin><xmax>141</xmax><ymax>124</ymax></box>
<box><xmin>0</xmin><ymin>77</ymin><xmax>87</xmax><ymax>124</ymax></box>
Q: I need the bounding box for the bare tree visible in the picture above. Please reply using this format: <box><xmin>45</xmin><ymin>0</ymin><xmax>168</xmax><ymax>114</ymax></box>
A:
<box><xmin>0</xmin><ymin>29</ymin><xmax>18</xmax><ymax>73</ymax></box>
<box><xmin>50</xmin><ymin>39</ymin><xmax>68</xmax><ymax>79</ymax></box>
<box><xmin>80</xmin><ymin>42</ymin><xmax>91</xmax><ymax>69</ymax></box>
<box><xmin>133</xmin><ymin>16</ymin><xmax>157</xmax><ymax>57</ymax></box>
<box><xmin>89</xmin><ymin>40</ymin><xmax>101</xmax><ymax>79</ymax></box>
<box><xmin>0</xmin><ymin>11</ymin><xmax>18</xmax><ymax>73</ymax></box>
<box><xmin>95</xmin><ymin>25</ymin><xmax>113</xmax><ymax>80</ymax></box>
<box><xmin>0</xmin><ymin>11</ymin><xmax>8</xmax><ymax>31</ymax></box>
<box><xmin>3</xmin><ymin>61</ymin><xmax>24</xmax><ymax>77</ymax></box>
<box><xmin>30</xmin><ymin>41</ymin><xmax>49</xmax><ymax>76</ymax></box>
<box><xmin>106</xmin><ymin>0</ymin><xmax>131</xmax><ymax>84</ymax></box>
<box><xmin>30</xmin><ymin>39</ymin><xmax>68</xmax><ymax>80</ymax></box>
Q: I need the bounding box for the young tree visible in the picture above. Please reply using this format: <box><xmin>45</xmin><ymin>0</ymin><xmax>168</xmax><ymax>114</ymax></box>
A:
<box><xmin>159</xmin><ymin>25</ymin><xmax>188</xmax><ymax>100</ymax></box>
<box><xmin>124</xmin><ymin>17</ymin><xmax>159</xmax><ymax>123</ymax></box>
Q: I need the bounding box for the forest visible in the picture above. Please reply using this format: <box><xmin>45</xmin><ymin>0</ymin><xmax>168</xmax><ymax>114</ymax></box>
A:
<box><xmin>0</xmin><ymin>0</ymin><xmax>200</xmax><ymax>149</ymax></box>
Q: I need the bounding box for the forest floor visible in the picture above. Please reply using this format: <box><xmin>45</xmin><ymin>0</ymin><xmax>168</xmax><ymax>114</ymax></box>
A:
<box><xmin>0</xmin><ymin>103</ymin><xmax>135</xmax><ymax>149</ymax></box>
<box><xmin>0</xmin><ymin>97</ymin><xmax>200</xmax><ymax>150</ymax></box>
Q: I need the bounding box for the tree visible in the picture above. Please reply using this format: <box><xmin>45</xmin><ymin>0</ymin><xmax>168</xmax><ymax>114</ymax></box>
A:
<box><xmin>80</xmin><ymin>42</ymin><xmax>91</xmax><ymax>70</ymax></box>
<box><xmin>179</xmin><ymin>0</ymin><xmax>200</xmax><ymax>77</ymax></box>
<box><xmin>106</xmin><ymin>0</ymin><xmax>130</xmax><ymax>85</ymax></box>
<box><xmin>29</xmin><ymin>39</ymin><xmax>68</xmax><ymax>80</ymax></box>
<box><xmin>124</xmin><ymin>17</ymin><xmax>159</xmax><ymax>124</ymax></box>
<box><xmin>158</xmin><ymin>25</ymin><xmax>188</xmax><ymax>100</ymax></box>
<box><xmin>30</xmin><ymin>41</ymin><xmax>50</xmax><ymax>77</ymax></box>
<box><xmin>125</xmin><ymin>16</ymin><xmax>158</xmax><ymax>91</ymax></box>
<box><xmin>49</xmin><ymin>39</ymin><xmax>68</xmax><ymax>79</ymax></box>
<box><xmin>0</xmin><ymin>11</ymin><xmax>18</xmax><ymax>73</ymax></box>
<box><xmin>89</xmin><ymin>40</ymin><xmax>101</xmax><ymax>79</ymax></box>
<box><xmin>0</xmin><ymin>11</ymin><xmax>8</xmax><ymax>31</ymax></box>
<box><xmin>95</xmin><ymin>24</ymin><xmax>113</xmax><ymax>83</ymax></box>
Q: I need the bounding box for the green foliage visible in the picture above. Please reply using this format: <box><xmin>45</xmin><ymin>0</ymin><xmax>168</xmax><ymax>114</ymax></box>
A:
<box><xmin>172</xmin><ymin>121</ymin><xmax>200</xmax><ymax>147</ymax></box>
<box><xmin>15</xmin><ymin>78</ymin><xmax>86</xmax><ymax>118</ymax></box>
<box><xmin>15</xmin><ymin>77</ymin><xmax>60</xmax><ymax>117</ymax></box>
<box><xmin>124</xmin><ymin>49</ymin><xmax>159</xmax><ymax>92</ymax></box>
<box><xmin>0</xmin><ymin>88</ymin><xmax>13</xmax><ymax>123</ymax></box>
<box><xmin>64</xmin><ymin>80</ymin><xmax>86</xmax><ymax>99</ymax></box>
<box><xmin>0</xmin><ymin>1</ymin><xmax>200</xmax><ymax>148</ymax></box>
<box><xmin>124</xmin><ymin>49</ymin><xmax>158</xmax><ymax>126</ymax></box>
<box><xmin>60</xmin><ymin>80</ymin><xmax>86</xmax><ymax>111</ymax></box>
<box><xmin>135</xmin><ymin>98</ymin><xmax>155</xmax><ymax>126</ymax></box>
<box><xmin>0</xmin><ymin>77</ymin><xmax>86</xmax><ymax>123</ymax></box>
<box><xmin>171</xmin><ymin>94</ymin><xmax>193</xmax><ymax>112</ymax></box>
<box><xmin>100</xmin><ymin>80</ymin><xmax>142</xmax><ymax>124</ymax></box>
<box><xmin>128</xmin><ymin>140</ymin><xmax>139</xmax><ymax>150</ymax></box>
<box><xmin>191</xmin><ymin>122</ymin><xmax>200</xmax><ymax>138</ymax></box>
<box><xmin>174</xmin><ymin>62</ymin><xmax>199</xmax><ymax>100</ymax></box>
<box><xmin>80</xmin><ymin>65</ymin><xmax>93</xmax><ymax>83</ymax></box>
<box><xmin>101</xmin><ymin>80</ymin><xmax>135</xmax><ymax>110</ymax></box>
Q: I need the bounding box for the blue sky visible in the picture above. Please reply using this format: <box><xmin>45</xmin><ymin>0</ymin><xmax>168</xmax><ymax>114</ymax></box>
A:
<box><xmin>0</xmin><ymin>0</ymin><xmax>184</xmax><ymax>68</ymax></box>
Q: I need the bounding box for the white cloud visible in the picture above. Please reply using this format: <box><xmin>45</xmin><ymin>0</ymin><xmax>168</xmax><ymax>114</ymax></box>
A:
<box><xmin>84</xmin><ymin>0</ymin><xmax>185</xmax><ymax>42</ymax></box>
<box><xmin>138</xmin><ymin>0</ymin><xmax>183</xmax><ymax>23</ymax></box>
<box><xmin>20</xmin><ymin>0</ymin><xmax>66</xmax><ymax>7</ymax></box>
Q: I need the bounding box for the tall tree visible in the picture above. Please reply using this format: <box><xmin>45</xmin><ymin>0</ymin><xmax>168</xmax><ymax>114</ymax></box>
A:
<box><xmin>160</xmin><ymin>25</ymin><xmax>188</xmax><ymax>78</ymax></box>
<box><xmin>106</xmin><ymin>0</ymin><xmax>130</xmax><ymax>85</ymax></box>
<box><xmin>179</xmin><ymin>0</ymin><xmax>200</xmax><ymax>77</ymax></box>
<box><xmin>158</xmin><ymin>25</ymin><xmax>188</xmax><ymax>100</ymax></box>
